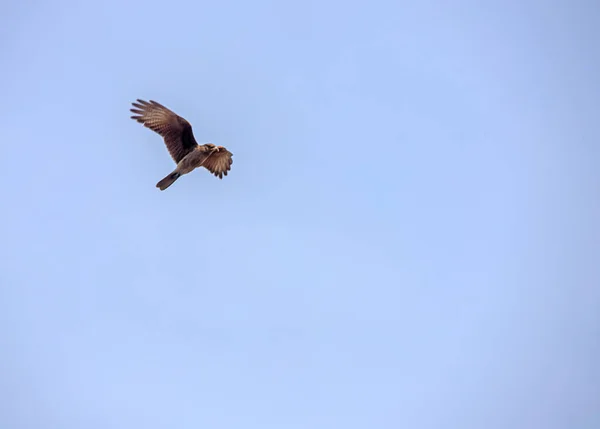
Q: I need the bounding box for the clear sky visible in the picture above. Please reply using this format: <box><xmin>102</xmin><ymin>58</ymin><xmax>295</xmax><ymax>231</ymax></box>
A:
<box><xmin>1</xmin><ymin>0</ymin><xmax>599</xmax><ymax>427</ymax></box>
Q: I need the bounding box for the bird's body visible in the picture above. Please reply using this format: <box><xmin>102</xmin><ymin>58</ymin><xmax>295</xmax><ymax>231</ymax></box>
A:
<box><xmin>130</xmin><ymin>99</ymin><xmax>233</xmax><ymax>190</ymax></box>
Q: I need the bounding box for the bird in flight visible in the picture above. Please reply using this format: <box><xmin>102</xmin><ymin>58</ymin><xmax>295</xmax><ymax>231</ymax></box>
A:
<box><xmin>130</xmin><ymin>99</ymin><xmax>233</xmax><ymax>191</ymax></box>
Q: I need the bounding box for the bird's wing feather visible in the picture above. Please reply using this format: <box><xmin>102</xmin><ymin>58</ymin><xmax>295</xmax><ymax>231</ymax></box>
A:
<box><xmin>202</xmin><ymin>147</ymin><xmax>233</xmax><ymax>179</ymax></box>
<box><xmin>130</xmin><ymin>99</ymin><xmax>197</xmax><ymax>163</ymax></box>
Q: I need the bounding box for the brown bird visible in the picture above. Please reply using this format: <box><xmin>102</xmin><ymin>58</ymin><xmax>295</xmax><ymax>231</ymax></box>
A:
<box><xmin>130</xmin><ymin>99</ymin><xmax>233</xmax><ymax>190</ymax></box>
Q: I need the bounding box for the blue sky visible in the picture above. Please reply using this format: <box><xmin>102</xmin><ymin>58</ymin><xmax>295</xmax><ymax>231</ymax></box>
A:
<box><xmin>1</xmin><ymin>0</ymin><xmax>599</xmax><ymax>427</ymax></box>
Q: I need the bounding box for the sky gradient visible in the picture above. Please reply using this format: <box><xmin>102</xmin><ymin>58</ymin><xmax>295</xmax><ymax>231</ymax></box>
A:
<box><xmin>1</xmin><ymin>0</ymin><xmax>599</xmax><ymax>427</ymax></box>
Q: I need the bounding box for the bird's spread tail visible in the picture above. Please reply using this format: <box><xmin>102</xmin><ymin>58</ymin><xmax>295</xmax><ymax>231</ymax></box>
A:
<box><xmin>156</xmin><ymin>172</ymin><xmax>181</xmax><ymax>191</ymax></box>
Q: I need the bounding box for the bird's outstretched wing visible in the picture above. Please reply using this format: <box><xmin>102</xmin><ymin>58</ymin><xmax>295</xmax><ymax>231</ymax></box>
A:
<box><xmin>130</xmin><ymin>99</ymin><xmax>198</xmax><ymax>163</ymax></box>
<box><xmin>202</xmin><ymin>146</ymin><xmax>233</xmax><ymax>179</ymax></box>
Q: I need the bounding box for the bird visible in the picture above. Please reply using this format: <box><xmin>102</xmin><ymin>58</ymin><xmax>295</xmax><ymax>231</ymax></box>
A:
<box><xmin>130</xmin><ymin>99</ymin><xmax>233</xmax><ymax>191</ymax></box>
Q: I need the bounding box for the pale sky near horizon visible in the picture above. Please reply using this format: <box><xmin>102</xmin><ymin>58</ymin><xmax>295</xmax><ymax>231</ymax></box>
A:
<box><xmin>1</xmin><ymin>0</ymin><xmax>599</xmax><ymax>428</ymax></box>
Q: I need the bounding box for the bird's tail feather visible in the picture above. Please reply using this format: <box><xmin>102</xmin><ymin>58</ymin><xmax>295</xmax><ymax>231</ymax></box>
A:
<box><xmin>156</xmin><ymin>172</ymin><xmax>181</xmax><ymax>191</ymax></box>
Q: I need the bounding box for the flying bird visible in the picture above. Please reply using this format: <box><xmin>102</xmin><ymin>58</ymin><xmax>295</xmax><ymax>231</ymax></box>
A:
<box><xmin>130</xmin><ymin>99</ymin><xmax>233</xmax><ymax>190</ymax></box>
